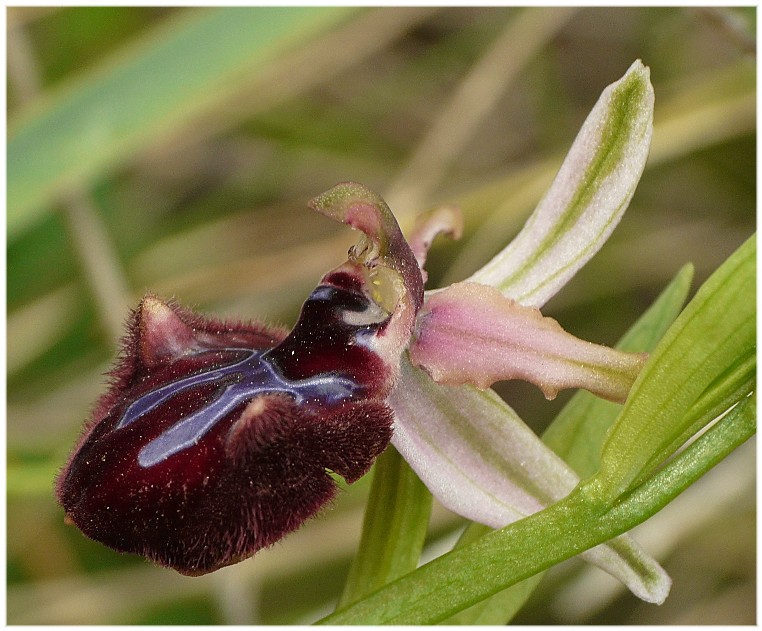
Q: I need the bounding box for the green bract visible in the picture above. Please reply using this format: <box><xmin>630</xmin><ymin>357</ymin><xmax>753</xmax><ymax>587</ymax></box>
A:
<box><xmin>589</xmin><ymin>235</ymin><xmax>755</xmax><ymax>502</ymax></box>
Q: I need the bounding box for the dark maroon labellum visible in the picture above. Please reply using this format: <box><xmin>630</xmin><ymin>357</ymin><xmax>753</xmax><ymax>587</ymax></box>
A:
<box><xmin>56</xmin><ymin>183</ymin><xmax>425</xmax><ymax>575</ymax></box>
<box><xmin>57</xmin><ymin>287</ymin><xmax>394</xmax><ymax>575</ymax></box>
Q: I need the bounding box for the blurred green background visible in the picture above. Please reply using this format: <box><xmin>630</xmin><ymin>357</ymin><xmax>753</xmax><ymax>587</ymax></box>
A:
<box><xmin>7</xmin><ymin>6</ymin><xmax>755</xmax><ymax>624</ymax></box>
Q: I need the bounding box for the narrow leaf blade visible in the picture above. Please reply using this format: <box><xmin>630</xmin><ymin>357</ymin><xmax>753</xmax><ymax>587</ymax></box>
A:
<box><xmin>8</xmin><ymin>7</ymin><xmax>357</xmax><ymax>238</ymax></box>
<box><xmin>592</xmin><ymin>235</ymin><xmax>756</xmax><ymax>501</ymax></box>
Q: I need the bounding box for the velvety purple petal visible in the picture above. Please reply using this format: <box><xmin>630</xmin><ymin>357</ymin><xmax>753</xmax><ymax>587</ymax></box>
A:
<box><xmin>57</xmin><ymin>183</ymin><xmax>425</xmax><ymax>575</ymax></box>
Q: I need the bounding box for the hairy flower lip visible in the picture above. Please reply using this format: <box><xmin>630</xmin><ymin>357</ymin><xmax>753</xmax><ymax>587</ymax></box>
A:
<box><xmin>57</xmin><ymin>290</ymin><xmax>400</xmax><ymax>575</ymax></box>
<box><xmin>57</xmin><ymin>183</ymin><xmax>426</xmax><ymax>575</ymax></box>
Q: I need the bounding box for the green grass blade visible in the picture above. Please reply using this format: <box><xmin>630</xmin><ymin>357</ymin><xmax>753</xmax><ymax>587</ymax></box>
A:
<box><xmin>8</xmin><ymin>7</ymin><xmax>357</xmax><ymax>239</ymax></box>
<box><xmin>442</xmin><ymin>521</ymin><xmax>544</xmax><ymax>625</ymax></box>
<box><xmin>591</xmin><ymin>235</ymin><xmax>755</xmax><ymax>501</ymax></box>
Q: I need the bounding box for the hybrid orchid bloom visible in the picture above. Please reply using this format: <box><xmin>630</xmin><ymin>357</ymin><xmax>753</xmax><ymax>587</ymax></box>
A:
<box><xmin>58</xmin><ymin>60</ymin><xmax>668</xmax><ymax>601</ymax></box>
<box><xmin>57</xmin><ymin>184</ymin><xmax>422</xmax><ymax>575</ymax></box>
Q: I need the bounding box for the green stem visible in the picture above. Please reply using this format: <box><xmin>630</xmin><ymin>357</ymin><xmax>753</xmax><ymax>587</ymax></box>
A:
<box><xmin>320</xmin><ymin>394</ymin><xmax>754</xmax><ymax>624</ymax></box>
<box><xmin>337</xmin><ymin>445</ymin><xmax>433</xmax><ymax>608</ymax></box>
<box><xmin>442</xmin><ymin>522</ymin><xmax>544</xmax><ymax>625</ymax></box>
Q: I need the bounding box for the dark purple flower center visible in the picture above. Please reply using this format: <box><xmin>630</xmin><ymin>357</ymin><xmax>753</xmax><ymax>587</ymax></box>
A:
<box><xmin>113</xmin><ymin>281</ymin><xmax>383</xmax><ymax>468</ymax></box>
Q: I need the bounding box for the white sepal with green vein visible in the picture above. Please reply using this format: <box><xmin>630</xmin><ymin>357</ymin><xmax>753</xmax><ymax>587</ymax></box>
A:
<box><xmin>390</xmin><ymin>357</ymin><xmax>670</xmax><ymax>604</ymax></box>
<box><xmin>467</xmin><ymin>59</ymin><xmax>653</xmax><ymax>308</ymax></box>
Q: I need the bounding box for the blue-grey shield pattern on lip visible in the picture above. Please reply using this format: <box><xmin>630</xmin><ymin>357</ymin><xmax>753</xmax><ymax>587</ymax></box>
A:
<box><xmin>118</xmin><ymin>347</ymin><xmax>362</xmax><ymax>468</ymax></box>
<box><xmin>56</xmin><ymin>183</ymin><xmax>424</xmax><ymax>575</ymax></box>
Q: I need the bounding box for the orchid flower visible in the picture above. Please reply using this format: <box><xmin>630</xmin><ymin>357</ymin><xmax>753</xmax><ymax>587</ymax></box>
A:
<box><xmin>57</xmin><ymin>60</ymin><xmax>669</xmax><ymax>600</ymax></box>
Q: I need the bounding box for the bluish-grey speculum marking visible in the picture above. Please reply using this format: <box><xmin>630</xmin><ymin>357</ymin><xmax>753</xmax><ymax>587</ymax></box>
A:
<box><xmin>116</xmin><ymin>348</ymin><xmax>361</xmax><ymax>468</ymax></box>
